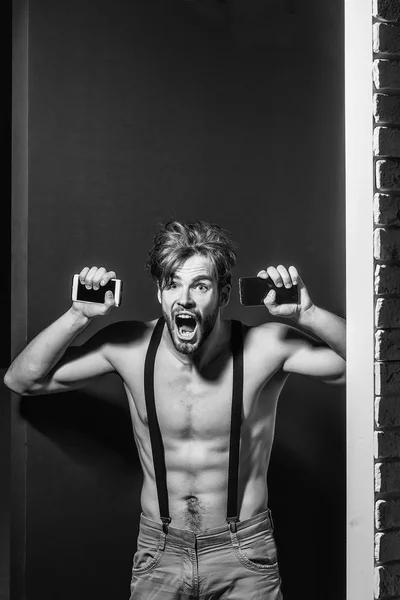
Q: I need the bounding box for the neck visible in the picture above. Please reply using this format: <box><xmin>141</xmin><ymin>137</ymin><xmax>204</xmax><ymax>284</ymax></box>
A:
<box><xmin>162</xmin><ymin>315</ymin><xmax>229</xmax><ymax>370</ymax></box>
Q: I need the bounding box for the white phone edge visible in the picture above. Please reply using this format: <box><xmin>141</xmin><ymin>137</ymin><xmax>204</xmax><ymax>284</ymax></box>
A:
<box><xmin>71</xmin><ymin>274</ymin><xmax>122</xmax><ymax>307</ymax></box>
<box><xmin>113</xmin><ymin>279</ymin><xmax>121</xmax><ymax>307</ymax></box>
<box><xmin>71</xmin><ymin>274</ymin><xmax>79</xmax><ymax>301</ymax></box>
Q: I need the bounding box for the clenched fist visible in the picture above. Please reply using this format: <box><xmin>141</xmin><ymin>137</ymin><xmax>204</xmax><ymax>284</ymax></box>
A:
<box><xmin>258</xmin><ymin>265</ymin><xmax>314</xmax><ymax>320</ymax></box>
<box><xmin>71</xmin><ymin>266</ymin><xmax>117</xmax><ymax>319</ymax></box>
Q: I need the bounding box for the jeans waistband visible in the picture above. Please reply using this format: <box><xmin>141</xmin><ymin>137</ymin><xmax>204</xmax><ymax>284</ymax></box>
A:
<box><xmin>138</xmin><ymin>509</ymin><xmax>273</xmax><ymax>550</ymax></box>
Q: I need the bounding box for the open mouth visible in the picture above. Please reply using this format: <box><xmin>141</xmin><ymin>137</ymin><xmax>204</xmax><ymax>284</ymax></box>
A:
<box><xmin>175</xmin><ymin>314</ymin><xmax>198</xmax><ymax>340</ymax></box>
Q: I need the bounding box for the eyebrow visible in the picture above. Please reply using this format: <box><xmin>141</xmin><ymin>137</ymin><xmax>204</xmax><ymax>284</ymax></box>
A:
<box><xmin>171</xmin><ymin>275</ymin><xmax>214</xmax><ymax>283</ymax></box>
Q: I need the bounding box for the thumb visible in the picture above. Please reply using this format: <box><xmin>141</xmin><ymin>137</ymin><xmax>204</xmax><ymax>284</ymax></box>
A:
<box><xmin>104</xmin><ymin>290</ymin><xmax>115</xmax><ymax>308</ymax></box>
<box><xmin>263</xmin><ymin>289</ymin><xmax>278</xmax><ymax>313</ymax></box>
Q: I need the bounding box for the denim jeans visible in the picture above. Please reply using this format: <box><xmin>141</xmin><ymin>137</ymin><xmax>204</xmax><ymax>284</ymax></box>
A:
<box><xmin>129</xmin><ymin>508</ymin><xmax>283</xmax><ymax>599</ymax></box>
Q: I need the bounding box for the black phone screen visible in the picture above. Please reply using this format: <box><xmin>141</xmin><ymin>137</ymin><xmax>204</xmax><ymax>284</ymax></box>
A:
<box><xmin>75</xmin><ymin>279</ymin><xmax>116</xmax><ymax>303</ymax></box>
<box><xmin>239</xmin><ymin>277</ymin><xmax>298</xmax><ymax>306</ymax></box>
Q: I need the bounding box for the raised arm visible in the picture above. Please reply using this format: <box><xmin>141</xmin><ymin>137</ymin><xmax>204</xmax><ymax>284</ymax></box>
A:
<box><xmin>4</xmin><ymin>266</ymin><xmax>118</xmax><ymax>396</ymax></box>
<box><xmin>258</xmin><ymin>265</ymin><xmax>346</xmax><ymax>384</ymax></box>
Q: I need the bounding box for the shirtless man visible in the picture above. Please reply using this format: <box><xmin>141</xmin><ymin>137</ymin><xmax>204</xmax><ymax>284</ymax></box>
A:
<box><xmin>4</xmin><ymin>220</ymin><xmax>346</xmax><ymax>599</ymax></box>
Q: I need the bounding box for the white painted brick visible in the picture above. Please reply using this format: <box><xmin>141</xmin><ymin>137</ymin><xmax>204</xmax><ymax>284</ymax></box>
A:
<box><xmin>374</xmin><ymin>60</ymin><xmax>400</xmax><ymax>90</ymax></box>
<box><xmin>376</xmin><ymin>298</ymin><xmax>400</xmax><ymax>327</ymax></box>
<box><xmin>375</xmin><ymin>430</ymin><xmax>400</xmax><ymax>458</ymax></box>
<box><xmin>376</xmin><ymin>396</ymin><xmax>400</xmax><ymax>427</ymax></box>
<box><xmin>375</xmin><ymin>263</ymin><xmax>400</xmax><ymax>294</ymax></box>
<box><xmin>374</xmin><ymin>22</ymin><xmax>400</xmax><ymax>54</ymax></box>
<box><xmin>374</xmin><ymin>227</ymin><xmax>400</xmax><ymax>260</ymax></box>
<box><xmin>375</xmin><ymin>563</ymin><xmax>400</xmax><ymax>598</ymax></box>
<box><xmin>376</xmin><ymin>530</ymin><xmax>400</xmax><ymax>563</ymax></box>
<box><xmin>375</xmin><ymin>461</ymin><xmax>400</xmax><ymax>492</ymax></box>
<box><xmin>376</xmin><ymin>498</ymin><xmax>400</xmax><ymax>530</ymax></box>
<box><xmin>373</xmin><ymin>0</ymin><xmax>400</xmax><ymax>23</ymax></box>
<box><xmin>376</xmin><ymin>160</ymin><xmax>400</xmax><ymax>191</ymax></box>
<box><xmin>375</xmin><ymin>361</ymin><xmax>400</xmax><ymax>395</ymax></box>
<box><xmin>374</xmin><ymin>93</ymin><xmax>400</xmax><ymax>125</ymax></box>
<box><xmin>374</xmin><ymin>127</ymin><xmax>400</xmax><ymax>157</ymax></box>
<box><xmin>376</xmin><ymin>329</ymin><xmax>400</xmax><ymax>360</ymax></box>
<box><xmin>374</xmin><ymin>194</ymin><xmax>400</xmax><ymax>226</ymax></box>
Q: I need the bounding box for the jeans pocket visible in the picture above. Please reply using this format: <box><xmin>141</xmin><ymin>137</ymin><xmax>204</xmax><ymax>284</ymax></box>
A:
<box><xmin>132</xmin><ymin>537</ymin><xmax>164</xmax><ymax>575</ymax></box>
<box><xmin>233</xmin><ymin>528</ymin><xmax>279</xmax><ymax>573</ymax></box>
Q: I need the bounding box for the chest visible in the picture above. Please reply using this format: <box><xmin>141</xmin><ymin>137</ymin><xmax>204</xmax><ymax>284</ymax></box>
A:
<box><xmin>122</xmin><ymin>346</ymin><xmax>245</xmax><ymax>441</ymax></box>
<box><xmin>120</xmin><ymin>339</ymin><xmax>280</xmax><ymax>443</ymax></box>
<box><xmin>152</xmin><ymin>357</ymin><xmax>235</xmax><ymax>438</ymax></box>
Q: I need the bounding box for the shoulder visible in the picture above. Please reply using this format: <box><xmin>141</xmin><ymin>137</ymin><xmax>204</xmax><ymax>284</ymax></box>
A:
<box><xmin>238</xmin><ymin>319</ymin><xmax>310</xmax><ymax>360</ymax></box>
<box><xmin>240</xmin><ymin>320</ymin><xmax>292</xmax><ymax>344</ymax></box>
<box><xmin>227</xmin><ymin>320</ymin><xmax>296</xmax><ymax>384</ymax></box>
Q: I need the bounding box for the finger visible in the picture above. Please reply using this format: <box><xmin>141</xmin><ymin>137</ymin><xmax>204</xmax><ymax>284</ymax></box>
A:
<box><xmin>276</xmin><ymin>265</ymin><xmax>292</xmax><ymax>288</ymax></box>
<box><xmin>266</xmin><ymin>266</ymin><xmax>283</xmax><ymax>287</ymax></box>
<box><xmin>289</xmin><ymin>266</ymin><xmax>305</xmax><ymax>290</ymax></box>
<box><xmin>288</xmin><ymin>265</ymin><xmax>299</xmax><ymax>286</ymax></box>
<box><xmin>263</xmin><ymin>288</ymin><xmax>277</xmax><ymax>308</ymax></box>
<box><xmin>257</xmin><ymin>269</ymin><xmax>269</xmax><ymax>279</ymax></box>
<box><xmin>101</xmin><ymin>270</ymin><xmax>117</xmax><ymax>286</ymax></box>
<box><xmin>84</xmin><ymin>266</ymin><xmax>98</xmax><ymax>289</ymax></box>
<box><xmin>92</xmin><ymin>267</ymin><xmax>107</xmax><ymax>290</ymax></box>
<box><xmin>104</xmin><ymin>290</ymin><xmax>115</xmax><ymax>308</ymax></box>
<box><xmin>79</xmin><ymin>267</ymin><xmax>90</xmax><ymax>285</ymax></box>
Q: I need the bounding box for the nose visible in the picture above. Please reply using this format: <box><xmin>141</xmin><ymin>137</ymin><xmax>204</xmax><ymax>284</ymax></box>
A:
<box><xmin>177</xmin><ymin>286</ymin><xmax>195</xmax><ymax>308</ymax></box>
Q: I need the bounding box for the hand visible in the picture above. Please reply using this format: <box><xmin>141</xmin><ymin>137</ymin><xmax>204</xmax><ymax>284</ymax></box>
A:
<box><xmin>71</xmin><ymin>266</ymin><xmax>117</xmax><ymax>319</ymax></box>
<box><xmin>258</xmin><ymin>265</ymin><xmax>314</xmax><ymax>321</ymax></box>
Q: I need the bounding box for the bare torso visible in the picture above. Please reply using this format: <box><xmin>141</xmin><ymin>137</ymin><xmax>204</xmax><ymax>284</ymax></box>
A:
<box><xmin>108</xmin><ymin>318</ymin><xmax>289</xmax><ymax>533</ymax></box>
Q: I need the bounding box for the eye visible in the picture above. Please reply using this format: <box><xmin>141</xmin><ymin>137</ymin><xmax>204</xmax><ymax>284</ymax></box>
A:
<box><xmin>165</xmin><ymin>281</ymin><xmax>178</xmax><ymax>290</ymax></box>
<box><xmin>195</xmin><ymin>283</ymin><xmax>210</xmax><ymax>292</ymax></box>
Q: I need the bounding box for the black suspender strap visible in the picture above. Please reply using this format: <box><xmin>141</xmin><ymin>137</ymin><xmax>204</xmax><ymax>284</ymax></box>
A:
<box><xmin>144</xmin><ymin>317</ymin><xmax>244</xmax><ymax>535</ymax></box>
<box><xmin>226</xmin><ymin>319</ymin><xmax>244</xmax><ymax>533</ymax></box>
<box><xmin>143</xmin><ymin>317</ymin><xmax>171</xmax><ymax>532</ymax></box>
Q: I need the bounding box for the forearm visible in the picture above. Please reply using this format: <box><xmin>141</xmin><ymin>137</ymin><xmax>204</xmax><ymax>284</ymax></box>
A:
<box><xmin>5</xmin><ymin>307</ymin><xmax>92</xmax><ymax>392</ymax></box>
<box><xmin>295</xmin><ymin>305</ymin><xmax>346</xmax><ymax>360</ymax></box>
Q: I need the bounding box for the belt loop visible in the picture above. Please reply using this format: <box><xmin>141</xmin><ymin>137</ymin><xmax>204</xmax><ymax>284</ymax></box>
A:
<box><xmin>158</xmin><ymin>531</ymin><xmax>167</xmax><ymax>551</ymax></box>
<box><xmin>159</xmin><ymin>517</ymin><xmax>171</xmax><ymax>551</ymax></box>
<box><xmin>161</xmin><ymin>517</ymin><xmax>171</xmax><ymax>536</ymax></box>
<box><xmin>227</xmin><ymin>517</ymin><xmax>240</xmax><ymax>551</ymax></box>
<box><xmin>227</xmin><ymin>517</ymin><xmax>238</xmax><ymax>534</ymax></box>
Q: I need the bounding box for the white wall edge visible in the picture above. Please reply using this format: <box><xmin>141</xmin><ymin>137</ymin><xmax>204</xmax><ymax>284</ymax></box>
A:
<box><xmin>345</xmin><ymin>0</ymin><xmax>375</xmax><ymax>598</ymax></box>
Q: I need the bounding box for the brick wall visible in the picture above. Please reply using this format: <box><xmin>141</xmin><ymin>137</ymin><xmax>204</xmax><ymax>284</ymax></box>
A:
<box><xmin>374</xmin><ymin>1</ymin><xmax>400</xmax><ymax>597</ymax></box>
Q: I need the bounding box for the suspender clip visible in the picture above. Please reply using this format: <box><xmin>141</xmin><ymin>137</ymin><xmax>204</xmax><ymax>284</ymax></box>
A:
<box><xmin>227</xmin><ymin>517</ymin><xmax>238</xmax><ymax>533</ymax></box>
<box><xmin>161</xmin><ymin>517</ymin><xmax>171</xmax><ymax>534</ymax></box>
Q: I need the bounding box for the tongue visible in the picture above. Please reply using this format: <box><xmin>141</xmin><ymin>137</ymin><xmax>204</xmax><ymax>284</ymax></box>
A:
<box><xmin>181</xmin><ymin>323</ymin><xmax>194</xmax><ymax>334</ymax></box>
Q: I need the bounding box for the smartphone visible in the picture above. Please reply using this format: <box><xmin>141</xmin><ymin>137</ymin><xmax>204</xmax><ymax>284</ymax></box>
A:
<box><xmin>71</xmin><ymin>275</ymin><xmax>123</xmax><ymax>307</ymax></box>
<box><xmin>239</xmin><ymin>276</ymin><xmax>298</xmax><ymax>306</ymax></box>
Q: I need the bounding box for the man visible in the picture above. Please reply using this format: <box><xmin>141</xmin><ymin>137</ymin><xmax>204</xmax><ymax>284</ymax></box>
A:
<box><xmin>4</xmin><ymin>220</ymin><xmax>346</xmax><ymax>599</ymax></box>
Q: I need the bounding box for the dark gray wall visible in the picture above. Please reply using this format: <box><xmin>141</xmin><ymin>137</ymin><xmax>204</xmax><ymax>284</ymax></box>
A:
<box><xmin>14</xmin><ymin>1</ymin><xmax>345</xmax><ymax>598</ymax></box>
<box><xmin>0</xmin><ymin>373</ymin><xmax>10</xmax><ymax>600</ymax></box>
<box><xmin>2</xmin><ymin>2</ymin><xmax>11</xmax><ymax>371</ymax></box>
<box><xmin>2</xmin><ymin>2</ymin><xmax>12</xmax><ymax>599</ymax></box>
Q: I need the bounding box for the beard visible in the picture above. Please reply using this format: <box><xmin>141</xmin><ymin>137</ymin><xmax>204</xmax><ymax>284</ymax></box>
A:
<box><xmin>162</xmin><ymin>304</ymin><xmax>220</xmax><ymax>355</ymax></box>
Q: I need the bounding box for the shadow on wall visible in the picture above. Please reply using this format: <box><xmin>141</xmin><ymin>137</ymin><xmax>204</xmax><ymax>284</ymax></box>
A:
<box><xmin>20</xmin><ymin>385</ymin><xmax>140</xmax><ymax>476</ymax></box>
<box><xmin>268</xmin><ymin>376</ymin><xmax>346</xmax><ymax>600</ymax></box>
<box><xmin>19</xmin><ymin>380</ymin><xmax>143</xmax><ymax>599</ymax></box>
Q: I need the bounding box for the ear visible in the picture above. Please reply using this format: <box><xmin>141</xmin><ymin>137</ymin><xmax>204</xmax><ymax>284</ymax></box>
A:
<box><xmin>219</xmin><ymin>284</ymin><xmax>231</xmax><ymax>309</ymax></box>
<box><xmin>157</xmin><ymin>284</ymin><xmax>162</xmax><ymax>304</ymax></box>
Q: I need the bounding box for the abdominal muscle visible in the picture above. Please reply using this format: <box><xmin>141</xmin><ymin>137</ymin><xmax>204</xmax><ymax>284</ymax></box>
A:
<box><xmin>138</xmin><ymin>429</ymin><xmax>274</xmax><ymax>533</ymax></box>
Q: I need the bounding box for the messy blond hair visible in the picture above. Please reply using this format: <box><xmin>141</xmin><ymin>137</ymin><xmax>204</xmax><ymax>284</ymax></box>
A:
<box><xmin>146</xmin><ymin>220</ymin><xmax>237</xmax><ymax>290</ymax></box>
